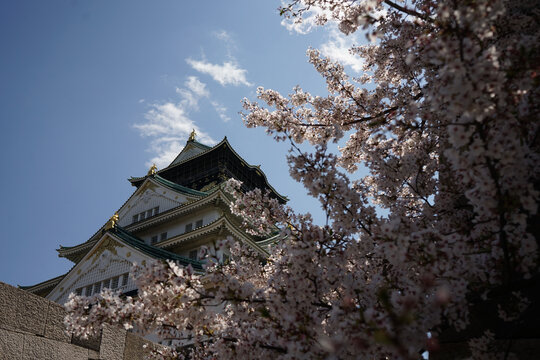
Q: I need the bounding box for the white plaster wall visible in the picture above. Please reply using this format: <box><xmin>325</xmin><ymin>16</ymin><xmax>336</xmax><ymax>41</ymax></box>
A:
<box><xmin>177</xmin><ymin>238</ymin><xmax>231</xmax><ymax>262</ymax></box>
<box><xmin>118</xmin><ymin>186</ymin><xmax>187</xmax><ymax>227</ymax></box>
<box><xmin>139</xmin><ymin>208</ymin><xmax>221</xmax><ymax>245</ymax></box>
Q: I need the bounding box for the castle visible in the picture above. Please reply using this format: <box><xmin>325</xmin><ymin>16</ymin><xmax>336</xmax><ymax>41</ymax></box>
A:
<box><xmin>22</xmin><ymin>132</ymin><xmax>285</xmax><ymax>305</ymax></box>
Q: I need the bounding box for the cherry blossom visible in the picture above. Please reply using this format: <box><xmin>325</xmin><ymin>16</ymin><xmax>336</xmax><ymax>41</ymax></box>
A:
<box><xmin>66</xmin><ymin>0</ymin><xmax>539</xmax><ymax>358</ymax></box>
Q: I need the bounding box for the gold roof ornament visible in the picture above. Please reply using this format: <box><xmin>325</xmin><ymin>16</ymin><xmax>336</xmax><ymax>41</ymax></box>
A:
<box><xmin>105</xmin><ymin>212</ymin><xmax>119</xmax><ymax>230</ymax></box>
<box><xmin>188</xmin><ymin>129</ymin><xmax>196</xmax><ymax>141</ymax></box>
<box><xmin>147</xmin><ymin>163</ymin><xmax>157</xmax><ymax>176</ymax></box>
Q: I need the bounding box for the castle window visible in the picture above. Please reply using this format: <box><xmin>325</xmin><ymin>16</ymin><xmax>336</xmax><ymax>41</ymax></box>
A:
<box><xmin>185</xmin><ymin>223</ymin><xmax>193</xmax><ymax>232</ymax></box>
<box><xmin>93</xmin><ymin>282</ymin><xmax>102</xmax><ymax>294</ymax></box>
<box><xmin>153</xmin><ymin>206</ymin><xmax>159</xmax><ymax>216</ymax></box>
<box><xmin>85</xmin><ymin>285</ymin><xmax>93</xmax><ymax>296</ymax></box>
<box><xmin>121</xmin><ymin>273</ymin><xmax>129</xmax><ymax>286</ymax></box>
<box><xmin>75</xmin><ymin>288</ymin><xmax>83</xmax><ymax>296</ymax></box>
<box><xmin>160</xmin><ymin>232</ymin><xmax>167</xmax><ymax>241</ymax></box>
<box><xmin>103</xmin><ymin>278</ymin><xmax>111</xmax><ymax>289</ymax></box>
<box><xmin>189</xmin><ymin>249</ymin><xmax>198</xmax><ymax>260</ymax></box>
<box><xmin>132</xmin><ymin>215</ymin><xmax>138</xmax><ymax>223</ymax></box>
<box><xmin>111</xmin><ymin>276</ymin><xmax>119</xmax><ymax>289</ymax></box>
<box><xmin>195</xmin><ymin>219</ymin><xmax>203</xmax><ymax>228</ymax></box>
<box><xmin>140</xmin><ymin>212</ymin><xmax>146</xmax><ymax>221</ymax></box>
<box><xmin>146</xmin><ymin>209</ymin><xmax>153</xmax><ymax>218</ymax></box>
<box><xmin>151</xmin><ymin>235</ymin><xmax>158</xmax><ymax>244</ymax></box>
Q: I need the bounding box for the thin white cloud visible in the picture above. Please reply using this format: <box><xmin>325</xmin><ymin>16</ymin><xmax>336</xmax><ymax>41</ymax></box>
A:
<box><xmin>211</xmin><ymin>101</ymin><xmax>231</xmax><ymax>122</ymax></box>
<box><xmin>279</xmin><ymin>1</ymin><xmax>385</xmax><ymax>74</ymax></box>
<box><xmin>186</xmin><ymin>58</ymin><xmax>252</xmax><ymax>87</ymax></box>
<box><xmin>175</xmin><ymin>76</ymin><xmax>209</xmax><ymax>109</ymax></box>
<box><xmin>320</xmin><ymin>28</ymin><xmax>364</xmax><ymax>73</ymax></box>
<box><xmin>185</xmin><ymin>76</ymin><xmax>209</xmax><ymax>97</ymax></box>
<box><xmin>280</xmin><ymin>1</ymin><xmax>386</xmax><ymax>35</ymax></box>
<box><xmin>213</xmin><ymin>29</ymin><xmax>232</xmax><ymax>42</ymax></box>
<box><xmin>175</xmin><ymin>88</ymin><xmax>198</xmax><ymax>109</ymax></box>
<box><xmin>146</xmin><ymin>140</ymin><xmax>185</xmax><ymax>169</ymax></box>
<box><xmin>280</xmin><ymin>6</ymin><xmax>330</xmax><ymax>34</ymax></box>
<box><xmin>134</xmin><ymin>76</ymin><xmax>216</xmax><ymax>168</ymax></box>
<box><xmin>212</xmin><ymin>29</ymin><xmax>237</xmax><ymax>59</ymax></box>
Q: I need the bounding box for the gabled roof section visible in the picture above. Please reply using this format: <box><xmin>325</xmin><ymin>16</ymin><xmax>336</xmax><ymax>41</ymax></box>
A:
<box><xmin>111</xmin><ymin>226</ymin><xmax>204</xmax><ymax>271</ymax></box>
<box><xmin>169</xmin><ymin>139</ymin><xmax>211</xmax><ymax>166</ymax></box>
<box><xmin>46</xmin><ymin>226</ymin><xmax>205</xmax><ymax>303</ymax></box>
<box><xmin>57</xmin><ymin>175</ymin><xmax>207</xmax><ymax>263</ymax></box>
<box><xmin>57</xmin><ymin>217</ymin><xmax>208</xmax><ymax>269</ymax></box>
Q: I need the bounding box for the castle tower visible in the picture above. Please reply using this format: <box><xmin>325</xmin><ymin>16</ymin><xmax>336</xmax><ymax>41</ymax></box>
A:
<box><xmin>21</xmin><ymin>135</ymin><xmax>285</xmax><ymax>304</ymax></box>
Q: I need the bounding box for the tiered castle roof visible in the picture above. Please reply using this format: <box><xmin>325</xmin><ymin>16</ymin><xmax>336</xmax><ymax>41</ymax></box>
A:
<box><xmin>21</xmin><ymin>135</ymin><xmax>284</xmax><ymax>298</ymax></box>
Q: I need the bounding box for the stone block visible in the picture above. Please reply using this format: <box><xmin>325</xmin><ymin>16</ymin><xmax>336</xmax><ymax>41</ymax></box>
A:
<box><xmin>44</xmin><ymin>302</ymin><xmax>71</xmax><ymax>343</ymax></box>
<box><xmin>72</xmin><ymin>331</ymin><xmax>101</xmax><ymax>352</ymax></box>
<box><xmin>99</xmin><ymin>324</ymin><xmax>126</xmax><ymax>360</ymax></box>
<box><xmin>123</xmin><ymin>332</ymin><xmax>154</xmax><ymax>360</ymax></box>
<box><xmin>0</xmin><ymin>328</ymin><xmax>24</xmax><ymax>360</ymax></box>
<box><xmin>88</xmin><ymin>349</ymin><xmax>100</xmax><ymax>360</ymax></box>
<box><xmin>22</xmin><ymin>334</ymin><xmax>88</xmax><ymax>360</ymax></box>
<box><xmin>0</xmin><ymin>282</ymin><xmax>50</xmax><ymax>336</ymax></box>
<box><xmin>0</xmin><ymin>282</ymin><xmax>21</xmax><ymax>331</ymax></box>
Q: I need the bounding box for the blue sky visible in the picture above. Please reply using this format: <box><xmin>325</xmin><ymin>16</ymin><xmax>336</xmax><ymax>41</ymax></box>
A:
<box><xmin>0</xmin><ymin>0</ymin><xmax>366</xmax><ymax>287</ymax></box>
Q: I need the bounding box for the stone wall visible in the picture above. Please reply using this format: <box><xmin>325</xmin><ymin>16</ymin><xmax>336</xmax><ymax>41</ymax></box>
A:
<box><xmin>0</xmin><ymin>282</ymin><xmax>154</xmax><ymax>360</ymax></box>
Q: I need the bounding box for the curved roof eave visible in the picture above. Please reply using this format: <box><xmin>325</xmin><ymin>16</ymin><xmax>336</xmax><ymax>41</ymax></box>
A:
<box><xmin>57</xmin><ymin>177</ymin><xmax>206</xmax><ymax>260</ymax></box>
<box><xmin>57</xmin><ymin>188</ymin><xmax>233</xmax><ymax>260</ymax></box>
<box><xmin>19</xmin><ymin>273</ymin><xmax>66</xmax><ymax>293</ymax></box>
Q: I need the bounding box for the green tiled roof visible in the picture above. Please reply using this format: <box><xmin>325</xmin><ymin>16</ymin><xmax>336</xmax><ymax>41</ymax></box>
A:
<box><xmin>152</xmin><ymin>175</ymin><xmax>208</xmax><ymax>196</ymax></box>
<box><xmin>111</xmin><ymin>226</ymin><xmax>204</xmax><ymax>271</ymax></box>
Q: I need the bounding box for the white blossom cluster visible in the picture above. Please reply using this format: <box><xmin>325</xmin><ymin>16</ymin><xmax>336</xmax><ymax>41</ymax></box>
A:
<box><xmin>66</xmin><ymin>0</ymin><xmax>539</xmax><ymax>358</ymax></box>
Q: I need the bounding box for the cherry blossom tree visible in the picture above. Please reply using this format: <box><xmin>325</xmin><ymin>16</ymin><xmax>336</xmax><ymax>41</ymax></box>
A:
<box><xmin>65</xmin><ymin>0</ymin><xmax>539</xmax><ymax>358</ymax></box>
